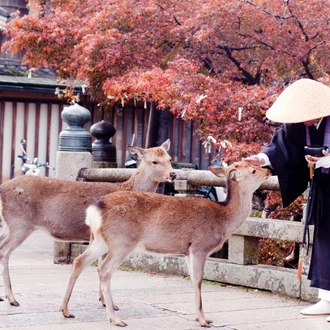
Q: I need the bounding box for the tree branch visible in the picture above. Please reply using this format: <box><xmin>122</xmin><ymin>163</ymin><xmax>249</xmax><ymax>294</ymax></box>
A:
<box><xmin>237</xmin><ymin>33</ymin><xmax>275</xmax><ymax>50</ymax></box>
<box><xmin>287</xmin><ymin>6</ymin><xmax>309</xmax><ymax>41</ymax></box>
<box><xmin>218</xmin><ymin>44</ymin><xmax>259</xmax><ymax>84</ymax></box>
<box><xmin>301</xmin><ymin>41</ymin><xmax>325</xmax><ymax>79</ymax></box>
<box><xmin>173</xmin><ymin>15</ymin><xmax>181</xmax><ymax>26</ymax></box>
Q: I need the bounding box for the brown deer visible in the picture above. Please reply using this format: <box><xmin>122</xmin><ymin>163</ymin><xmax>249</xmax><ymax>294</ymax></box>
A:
<box><xmin>60</xmin><ymin>161</ymin><xmax>270</xmax><ymax>327</ymax></box>
<box><xmin>0</xmin><ymin>139</ymin><xmax>176</xmax><ymax>307</ymax></box>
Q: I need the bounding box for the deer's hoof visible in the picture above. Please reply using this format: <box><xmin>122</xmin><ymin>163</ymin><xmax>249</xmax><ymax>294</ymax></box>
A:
<box><xmin>111</xmin><ymin>319</ymin><xmax>127</xmax><ymax>327</ymax></box>
<box><xmin>201</xmin><ymin>322</ymin><xmax>212</xmax><ymax>328</ymax></box>
<box><xmin>10</xmin><ymin>300</ymin><xmax>20</xmax><ymax>307</ymax></box>
<box><xmin>99</xmin><ymin>299</ymin><xmax>119</xmax><ymax>311</ymax></box>
<box><xmin>196</xmin><ymin>317</ymin><xmax>213</xmax><ymax>328</ymax></box>
<box><xmin>61</xmin><ymin>309</ymin><xmax>75</xmax><ymax>318</ymax></box>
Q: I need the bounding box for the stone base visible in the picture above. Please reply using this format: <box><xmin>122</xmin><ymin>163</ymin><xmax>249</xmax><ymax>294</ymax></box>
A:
<box><xmin>56</xmin><ymin>151</ymin><xmax>93</xmax><ymax>180</ymax></box>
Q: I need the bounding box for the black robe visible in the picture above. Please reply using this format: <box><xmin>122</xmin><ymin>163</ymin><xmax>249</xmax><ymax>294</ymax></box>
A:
<box><xmin>262</xmin><ymin>119</ymin><xmax>330</xmax><ymax>291</ymax></box>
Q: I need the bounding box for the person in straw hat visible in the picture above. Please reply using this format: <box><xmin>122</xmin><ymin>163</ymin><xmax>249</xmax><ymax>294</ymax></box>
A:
<box><xmin>244</xmin><ymin>78</ymin><xmax>330</xmax><ymax>320</ymax></box>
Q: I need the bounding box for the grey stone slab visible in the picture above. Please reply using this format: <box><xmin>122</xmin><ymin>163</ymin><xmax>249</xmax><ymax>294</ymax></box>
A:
<box><xmin>236</xmin><ymin>317</ymin><xmax>330</xmax><ymax>330</ymax></box>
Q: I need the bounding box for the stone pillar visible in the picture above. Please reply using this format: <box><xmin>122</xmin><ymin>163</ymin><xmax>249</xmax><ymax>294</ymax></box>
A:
<box><xmin>90</xmin><ymin>120</ymin><xmax>117</xmax><ymax>169</ymax></box>
<box><xmin>54</xmin><ymin>103</ymin><xmax>93</xmax><ymax>264</ymax></box>
<box><xmin>174</xmin><ymin>180</ymin><xmax>201</xmax><ymax>197</ymax></box>
<box><xmin>228</xmin><ymin>235</ymin><xmax>259</xmax><ymax>265</ymax></box>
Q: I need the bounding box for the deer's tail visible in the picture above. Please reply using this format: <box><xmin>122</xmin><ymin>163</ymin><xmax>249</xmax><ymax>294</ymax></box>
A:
<box><xmin>85</xmin><ymin>197</ymin><xmax>104</xmax><ymax>236</ymax></box>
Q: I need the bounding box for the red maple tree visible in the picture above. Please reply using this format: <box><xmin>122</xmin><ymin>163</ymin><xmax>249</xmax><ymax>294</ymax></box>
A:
<box><xmin>4</xmin><ymin>0</ymin><xmax>330</xmax><ymax>158</ymax></box>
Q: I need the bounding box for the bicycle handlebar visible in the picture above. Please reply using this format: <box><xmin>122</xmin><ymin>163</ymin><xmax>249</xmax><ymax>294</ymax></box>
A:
<box><xmin>18</xmin><ymin>155</ymin><xmax>55</xmax><ymax>170</ymax></box>
<box><xmin>37</xmin><ymin>163</ymin><xmax>55</xmax><ymax>170</ymax></box>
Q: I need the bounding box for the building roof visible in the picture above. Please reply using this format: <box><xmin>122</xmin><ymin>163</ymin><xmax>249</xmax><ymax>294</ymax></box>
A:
<box><xmin>0</xmin><ymin>59</ymin><xmax>87</xmax><ymax>96</ymax></box>
<box><xmin>0</xmin><ymin>58</ymin><xmax>56</xmax><ymax>76</ymax></box>
<box><xmin>0</xmin><ymin>75</ymin><xmax>64</xmax><ymax>85</ymax></box>
<box><xmin>0</xmin><ymin>75</ymin><xmax>69</xmax><ymax>94</ymax></box>
<box><xmin>0</xmin><ymin>6</ymin><xmax>10</xmax><ymax>18</ymax></box>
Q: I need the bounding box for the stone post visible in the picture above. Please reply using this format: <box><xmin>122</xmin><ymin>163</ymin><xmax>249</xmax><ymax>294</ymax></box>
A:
<box><xmin>90</xmin><ymin>120</ymin><xmax>117</xmax><ymax>169</ymax></box>
<box><xmin>53</xmin><ymin>103</ymin><xmax>93</xmax><ymax>264</ymax></box>
<box><xmin>174</xmin><ymin>179</ymin><xmax>201</xmax><ymax>197</ymax></box>
<box><xmin>227</xmin><ymin>235</ymin><xmax>259</xmax><ymax>265</ymax></box>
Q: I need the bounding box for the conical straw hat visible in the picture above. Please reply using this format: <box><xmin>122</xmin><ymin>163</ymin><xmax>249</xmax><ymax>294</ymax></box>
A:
<box><xmin>266</xmin><ymin>79</ymin><xmax>330</xmax><ymax>123</ymax></box>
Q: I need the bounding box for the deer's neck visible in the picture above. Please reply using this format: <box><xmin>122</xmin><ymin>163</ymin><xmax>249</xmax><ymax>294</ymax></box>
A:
<box><xmin>119</xmin><ymin>169</ymin><xmax>158</xmax><ymax>192</ymax></box>
<box><xmin>218</xmin><ymin>179</ymin><xmax>253</xmax><ymax>229</ymax></box>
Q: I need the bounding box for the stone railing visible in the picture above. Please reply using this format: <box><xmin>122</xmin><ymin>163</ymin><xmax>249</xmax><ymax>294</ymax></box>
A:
<box><xmin>62</xmin><ymin>167</ymin><xmax>317</xmax><ymax>302</ymax></box>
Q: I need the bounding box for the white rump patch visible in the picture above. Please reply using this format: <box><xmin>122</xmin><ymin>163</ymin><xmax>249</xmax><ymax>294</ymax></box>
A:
<box><xmin>85</xmin><ymin>205</ymin><xmax>103</xmax><ymax>234</ymax></box>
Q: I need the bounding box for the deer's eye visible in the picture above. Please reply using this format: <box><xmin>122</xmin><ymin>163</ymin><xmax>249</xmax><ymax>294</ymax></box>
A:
<box><xmin>152</xmin><ymin>161</ymin><xmax>158</xmax><ymax>165</ymax></box>
<box><xmin>252</xmin><ymin>169</ymin><xmax>256</xmax><ymax>174</ymax></box>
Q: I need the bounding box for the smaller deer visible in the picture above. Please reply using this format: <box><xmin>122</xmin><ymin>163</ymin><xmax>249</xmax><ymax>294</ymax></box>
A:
<box><xmin>0</xmin><ymin>139</ymin><xmax>175</xmax><ymax>307</ymax></box>
<box><xmin>60</xmin><ymin>161</ymin><xmax>270</xmax><ymax>327</ymax></box>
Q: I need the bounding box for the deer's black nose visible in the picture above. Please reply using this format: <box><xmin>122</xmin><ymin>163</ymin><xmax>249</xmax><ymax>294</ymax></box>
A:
<box><xmin>170</xmin><ymin>172</ymin><xmax>176</xmax><ymax>180</ymax></box>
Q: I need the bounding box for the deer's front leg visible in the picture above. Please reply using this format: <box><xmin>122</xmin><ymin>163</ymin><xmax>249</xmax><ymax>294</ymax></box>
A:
<box><xmin>188</xmin><ymin>253</ymin><xmax>213</xmax><ymax>327</ymax></box>
<box><xmin>0</xmin><ymin>229</ymin><xmax>33</xmax><ymax>307</ymax></box>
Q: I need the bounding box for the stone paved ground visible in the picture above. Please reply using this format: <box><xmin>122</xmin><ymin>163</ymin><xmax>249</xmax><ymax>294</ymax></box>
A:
<box><xmin>1</xmin><ymin>230</ymin><xmax>329</xmax><ymax>330</ymax></box>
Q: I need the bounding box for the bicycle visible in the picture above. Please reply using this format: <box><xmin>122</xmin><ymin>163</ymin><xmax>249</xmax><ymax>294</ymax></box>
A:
<box><xmin>18</xmin><ymin>139</ymin><xmax>55</xmax><ymax>176</ymax></box>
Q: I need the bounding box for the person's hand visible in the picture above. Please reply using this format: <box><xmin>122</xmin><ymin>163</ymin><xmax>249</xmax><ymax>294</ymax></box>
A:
<box><xmin>305</xmin><ymin>149</ymin><xmax>329</xmax><ymax>166</ymax></box>
<box><xmin>305</xmin><ymin>154</ymin><xmax>320</xmax><ymax>167</ymax></box>
<box><xmin>242</xmin><ymin>156</ymin><xmax>265</xmax><ymax>166</ymax></box>
<box><xmin>305</xmin><ymin>150</ymin><xmax>329</xmax><ymax>167</ymax></box>
<box><xmin>322</xmin><ymin>149</ymin><xmax>330</xmax><ymax>157</ymax></box>
<box><xmin>307</xmin><ymin>149</ymin><xmax>330</xmax><ymax>169</ymax></box>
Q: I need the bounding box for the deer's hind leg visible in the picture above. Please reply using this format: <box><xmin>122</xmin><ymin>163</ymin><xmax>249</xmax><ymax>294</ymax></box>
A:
<box><xmin>60</xmin><ymin>234</ymin><xmax>108</xmax><ymax>318</ymax></box>
<box><xmin>98</xmin><ymin>253</ymin><xmax>121</xmax><ymax>310</ymax></box>
<box><xmin>98</xmin><ymin>253</ymin><xmax>110</xmax><ymax>307</ymax></box>
<box><xmin>98</xmin><ymin>244</ymin><xmax>137</xmax><ymax>327</ymax></box>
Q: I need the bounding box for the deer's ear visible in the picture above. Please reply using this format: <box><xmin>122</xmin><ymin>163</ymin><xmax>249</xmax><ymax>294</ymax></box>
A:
<box><xmin>127</xmin><ymin>146</ymin><xmax>146</xmax><ymax>160</ymax></box>
<box><xmin>228</xmin><ymin>169</ymin><xmax>240</xmax><ymax>181</ymax></box>
<box><xmin>208</xmin><ymin>165</ymin><xmax>226</xmax><ymax>177</ymax></box>
<box><xmin>160</xmin><ymin>139</ymin><xmax>171</xmax><ymax>151</ymax></box>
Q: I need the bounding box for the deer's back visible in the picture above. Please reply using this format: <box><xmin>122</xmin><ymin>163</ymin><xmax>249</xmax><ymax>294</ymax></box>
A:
<box><xmin>98</xmin><ymin>191</ymin><xmax>240</xmax><ymax>228</ymax></box>
<box><xmin>0</xmin><ymin>176</ymin><xmax>122</xmax><ymax>242</ymax></box>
